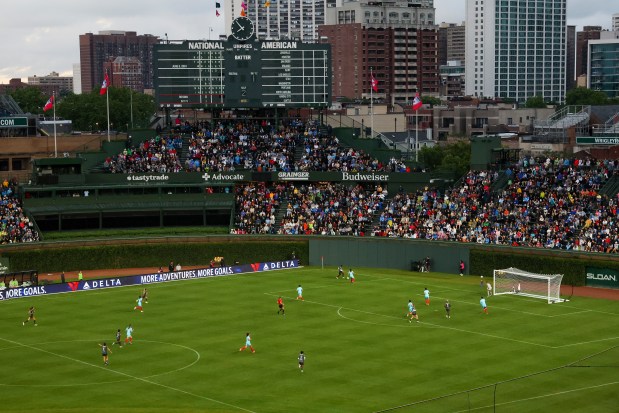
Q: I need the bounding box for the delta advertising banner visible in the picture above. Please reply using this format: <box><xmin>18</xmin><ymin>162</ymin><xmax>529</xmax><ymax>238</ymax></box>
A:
<box><xmin>585</xmin><ymin>267</ymin><xmax>619</xmax><ymax>289</ymax></box>
<box><xmin>0</xmin><ymin>260</ymin><xmax>299</xmax><ymax>301</ymax></box>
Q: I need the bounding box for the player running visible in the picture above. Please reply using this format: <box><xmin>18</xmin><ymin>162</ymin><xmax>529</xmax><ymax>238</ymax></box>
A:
<box><xmin>23</xmin><ymin>306</ymin><xmax>37</xmax><ymax>326</ymax></box>
<box><xmin>142</xmin><ymin>288</ymin><xmax>149</xmax><ymax>304</ymax></box>
<box><xmin>112</xmin><ymin>328</ymin><xmax>123</xmax><ymax>347</ymax></box>
<box><xmin>239</xmin><ymin>332</ymin><xmax>255</xmax><ymax>353</ymax></box>
<box><xmin>99</xmin><ymin>342</ymin><xmax>112</xmax><ymax>365</ymax></box>
<box><xmin>298</xmin><ymin>351</ymin><xmax>305</xmax><ymax>372</ymax></box>
<box><xmin>125</xmin><ymin>324</ymin><xmax>134</xmax><ymax>345</ymax></box>
<box><xmin>407</xmin><ymin>300</ymin><xmax>419</xmax><ymax>323</ymax></box>
<box><xmin>134</xmin><ymin>295</ymin><xmax>144</xmax><ymax>312</ymax></box>
<box><xmin>424</xmin><ymin>287</ymin><xmax>430</xmax><ymax>306</ymax></box>
<box><xmin>277</xmin><ymin>296</ymin><xmax>285</xmax><ymax>315</ymax></box>
<box><xmin>296</xmin><ymin>285</ymin><xmax>304</xmax><ymax>301</ymax></box>
<box><xmin>348</xmin><ymin>268</ymin><xmax>355</xmax><ymax>283</ymax></box>
<box><xmin>480</xmin><ymin>296</ymin><xmax>488</xmax><ymax>314</ymax></box>
<box><xmin>337</xmin><ymin>265</ymin><xmax>344</xmax><ymax>279</ymax></box>
<box><xmin>444</xmin><ymin>300</ymin><xmax>451</xmax><ymax>318</ymax></box>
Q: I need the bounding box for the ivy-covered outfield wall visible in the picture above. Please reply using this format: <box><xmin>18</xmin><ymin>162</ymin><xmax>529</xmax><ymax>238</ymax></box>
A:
<box><xmin>2</xmin><ymin>237</ymin><xmax>619</xmax><ymax>287</ymax></box>
<box><xmin>0</xmin><ymin>238</ymin><xmax>309</xmax><ymax>274</ymax></box>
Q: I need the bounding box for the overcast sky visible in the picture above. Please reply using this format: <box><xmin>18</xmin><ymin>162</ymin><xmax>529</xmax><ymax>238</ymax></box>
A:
<box><xmin>0</xmin><ymin>0</ymin><xmax>615</xmax><ymax>84</ymax></box>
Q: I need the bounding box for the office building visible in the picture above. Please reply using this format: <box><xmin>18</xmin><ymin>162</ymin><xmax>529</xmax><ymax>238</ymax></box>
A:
<box><xmin>438</xmin><ymin>22</ymin><xmax>465</xmax><ymax>66</ymax></box>
<box><xmin>465</xmin><ymin>0</ymin><xmax>567</xmax><ymax>103</ymax></box>
<box><xmin>79</xmin><ymin>31</ymin><xmax>159</xmax><ymax>94</ymax></box>
<box><xmin>566</xmin><ymin>25</ymin><xmax>576</xmax><ymax>91</ymax></box>
<box><xmin>613</xmin><ymin>13</ymin><xmax>619</xmax><ymax>32</ymax></box>
<box><xmin>28</xmin><ymin>72</ymin><xmax>74</xmax><ymax>95</ymax></box>
<box><xmin>576</xmin><ymin>26</ymin><xmax>602</xmax><ymax>78</ymax></box>
<box><xmin>73</xmin><ymin>64</ymin><xmax>82</xmax><ymax>94</ymax></box>
<box><xmin>588</xmin><ymin>39</ymin><xmax>619</xmax><ymax>99</ymax></box>
<box><xmin>320</xmin><ymin>0</ymin><xmax>438</xmax><ymax>105</ymax></box>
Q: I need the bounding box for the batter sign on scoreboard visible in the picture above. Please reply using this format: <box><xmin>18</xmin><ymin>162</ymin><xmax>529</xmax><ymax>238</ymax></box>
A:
<box><xmin>154</xmin><ymin>28</ymin><xmax>331</xmax><ymax>109</ymax></box>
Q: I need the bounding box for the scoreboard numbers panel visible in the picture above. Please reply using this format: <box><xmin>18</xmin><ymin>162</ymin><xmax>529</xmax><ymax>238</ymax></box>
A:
<box><xmin>154</xmin><ymin>40</ymin><xmax>331</xmax><ymax>109</ymax></box>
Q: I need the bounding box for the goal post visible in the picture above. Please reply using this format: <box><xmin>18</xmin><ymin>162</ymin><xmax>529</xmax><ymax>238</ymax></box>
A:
<box><xmin>493</xmin><ymin>267</ymin><xmax>566</xmax><ymax>303</ymax></box>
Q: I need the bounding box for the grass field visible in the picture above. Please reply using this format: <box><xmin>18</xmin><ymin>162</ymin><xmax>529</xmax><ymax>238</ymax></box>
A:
<box><xmin>1</xmin><ymin>266</ymin><xmax>617</xmax><ymax>413</ymax></box>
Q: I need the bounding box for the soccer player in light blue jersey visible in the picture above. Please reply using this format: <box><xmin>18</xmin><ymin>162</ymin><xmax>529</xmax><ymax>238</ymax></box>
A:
<box><xmin>125</xmin><ymin>324</ymin><xmax>134</xmax><ymax>345</ymax></box>
<box><xmin>239</xmin><ymin>332</ymin><xmax>255</xmax><ymax>353</ymax></box>
<box><xmin>296</xmin><ymin>285</ymin><xmax>304</xmax><ymax>301</ymax></box>
<box><xmin>424</xmin><ymin>287</ymin><xmax>430</xmax><ymax>306</ymax></box>
<box><xmin>480</xmin><ymin>297</ymin><xmax>488</xmax><ymax>314</ymax></box>
<box><xmin>134</xmin><ymin>296</ymin><xmax>144</xmax><ymax>312</ymax></box>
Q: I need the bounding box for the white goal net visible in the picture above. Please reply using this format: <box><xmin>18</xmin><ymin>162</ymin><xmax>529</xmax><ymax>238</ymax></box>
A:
<box><xmin>493</xmin><ymin>267</ymin><xmax>566</xmax><ymax>303</ymax></box>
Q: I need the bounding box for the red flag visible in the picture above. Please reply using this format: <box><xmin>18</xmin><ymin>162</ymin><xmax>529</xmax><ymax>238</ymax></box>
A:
<box><xmin>216</xmin><ymin>9</ymin><xmax>220</xmax><ymax>16</ymax></box>
<box><xmin>100</xmin><ymin>73</ymin><xmax>110</xmax><ymax>95</ymax></box>
<box><xmin>43</xmin><ymin>95</ymin><xmax>54</xmax><ymax>112</ymax></box>
<box><xmin>412</xmin><ymin>93</ymin><xmax>423</xmax><ymax>111</ymax></box>
<box><xmin>371</xmin><ymin>75</ymin><xmax>378</xmax><ymax>92</ymax></box>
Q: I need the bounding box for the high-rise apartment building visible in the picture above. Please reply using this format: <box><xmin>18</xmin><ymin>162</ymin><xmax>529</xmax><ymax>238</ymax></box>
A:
<box><xmin>79</xmin><ymin>31</ymin><xmax>159</xmax><ymax>94</ymax></box>
<box><xmin>613</xmin><ymin>13</ymin><xmax>619</xmax><ymax>32</ymax></box>
<box><xmin>465</xmin><ymin>0</ymin><xmax>567</xmax><ymax>103</ymax></box>
<box><xmin>320</xmin><ymin>0</ymin><xmax>438</xmax><ymax>104</ymax></box>
<box><xmin>73</xmin><ymin>64</ymin><xmax>82</xmax><ymax>94</ymax></box>
<box><xmin>576</xmin><ymin>26</ymin><xmax>602</xmax><ymax>78</ymax></box>
<box><xmin>226</xmin><ymin>0</ymin><xmax>336</xmax><ymax>42</ymax></box>
<box><xmin>588</xmin><ymin>39</ymin><xmax>619</xmax><ymax>99</ymax></box>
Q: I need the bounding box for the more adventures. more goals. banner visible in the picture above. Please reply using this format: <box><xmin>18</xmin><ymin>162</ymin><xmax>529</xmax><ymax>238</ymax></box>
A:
<box><xmin>0</xmin><ymin>260</ymin><xmax>299</xmax><ymax>301</ymax></box>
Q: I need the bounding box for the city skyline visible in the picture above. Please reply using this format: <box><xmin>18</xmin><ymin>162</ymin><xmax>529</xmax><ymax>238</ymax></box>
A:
<box><xmin>0</xmin><ymin>0</ymin><xmax>615</xmax><ymax>85</ymax></box>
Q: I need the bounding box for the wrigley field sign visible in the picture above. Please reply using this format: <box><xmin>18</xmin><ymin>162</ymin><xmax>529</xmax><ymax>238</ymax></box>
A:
<box><xmin>576</xmin><ymin>137</ymin><xmax>619</xmax><ymax>145</ymax></box>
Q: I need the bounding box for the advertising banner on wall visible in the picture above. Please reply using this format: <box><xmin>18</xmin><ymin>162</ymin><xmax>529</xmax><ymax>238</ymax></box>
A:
<box><xmin>585</xmin><ymin>267</ymin><xmax>619</xmax><ymax>289</ymax></box>
<box><xmin>0</xmin><ymin>260</ymin><xmax>299</xmax><ymax>301</ymax></box>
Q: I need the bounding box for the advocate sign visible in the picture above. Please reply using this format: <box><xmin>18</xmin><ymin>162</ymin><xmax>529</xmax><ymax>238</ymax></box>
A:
<box><xmin>585</xmin><ymin>266</ymin><xmax>619</xmax><ymax>289</ymax></box>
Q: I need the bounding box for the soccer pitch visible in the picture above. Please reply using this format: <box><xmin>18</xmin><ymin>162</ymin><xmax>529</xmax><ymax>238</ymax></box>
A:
<box><xmin>1</xmin><ymin>267</ymin><xmax>617</xmax><ymax>413</ymax></box>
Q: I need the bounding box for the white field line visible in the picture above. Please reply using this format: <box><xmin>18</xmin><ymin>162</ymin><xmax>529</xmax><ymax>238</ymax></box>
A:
<box><xmin>0</xmin><ymin>336</ymin><xmax>256</xmax><ymax>413</ymax></box>
<box><xmin>448</xmin><ymin>380</ymin><xmax>619</xmax><ymax>413</ymax></box>
<box><xmin>264</xmin><ymin>293</ymin><xmax>552</xmax><ymax>348</ymax></box>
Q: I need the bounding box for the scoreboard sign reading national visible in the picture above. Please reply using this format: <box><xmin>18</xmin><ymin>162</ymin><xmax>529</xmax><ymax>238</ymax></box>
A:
<box><xmin>154</xmin><ymin>39</ymin><xmax>331</xmax><ymax>109</ymax></box>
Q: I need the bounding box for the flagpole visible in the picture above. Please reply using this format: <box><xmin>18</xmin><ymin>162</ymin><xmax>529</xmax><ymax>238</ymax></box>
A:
<box><xmin>53</xmin><ymin>91</ymin><xmax>57</xmax><ymax>158</ymax></box>
<box><xmin>106</xmin><ymin>84</ymin><xmax>110</xmax><ymax>142</ymax></box>
<box><xmin>370</xmin><ymin>67</ymin><xmax>374</xmax><ymax>140</ymax></box>
<box><xmin>415</xmin><ymin>110</ymin><xmax>419</xmax><ymax>162</ymax></box>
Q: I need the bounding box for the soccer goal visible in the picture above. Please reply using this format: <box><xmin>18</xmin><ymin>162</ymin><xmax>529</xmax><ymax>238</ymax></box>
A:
<box><xmin>493</xmin><ymin>267</ymin><xmax>566</xmax><ymax>303</ymax></box>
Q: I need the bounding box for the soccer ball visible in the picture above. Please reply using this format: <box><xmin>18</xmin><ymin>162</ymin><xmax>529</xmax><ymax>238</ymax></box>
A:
<box><xmin>347</xmin><ymin>276</ymin><xmax>350</xmax><ymax>279</ymax></box>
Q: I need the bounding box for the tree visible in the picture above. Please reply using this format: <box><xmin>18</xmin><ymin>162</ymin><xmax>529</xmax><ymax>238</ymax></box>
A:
<box><xmin>524</xmin><ymin>95</ymin><xmax>547</xmax><ymax>108</ymax></box>
<box><xmin>419</xmin><ymin>96</ymin><xmax>441</xmax><ymax>107</ymax></box>
<box><xmin>565</xmin><ymin>87</ymin><xmax>609</xmax><ymax>106</ymax></box>
<box><xmin>56</xmin><ymin>87</ymin><xmax>155</xmax><ymax>131</ymax></box>
<box><xmin>9</xmin><ymin>86</ymin><xmax>47</xmax><ymax>114</ymax></box>
<box><xmin>419</xmin><ymin>141</ymin><xmax>470</xmax><ymax>178</ymax></box>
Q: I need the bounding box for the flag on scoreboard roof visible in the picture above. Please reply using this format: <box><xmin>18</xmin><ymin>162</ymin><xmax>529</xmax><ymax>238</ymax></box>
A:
<box><xmin>265</xmin><ymin>0</ymin><xmax>271</xmax><ymax>7</ymax></box>
<box><xmin>216</xmin><ymin>9</ymin><xmax>220</xmax><ymax>16</ymax></box>
<box><xmin>371</xmin><ymin>75</ymin><xmax>378</xmax><ymax>92</ymax></box>
<box><xmin>215</xmin><ymin>2</ymin><xmax>220</xmax><ymax>7</ymax></box>
<box><xmin>43</xmin><ymin>95</ymin><xmax>54</xmax><ymax>112</ymax></box>
<box><xmin>240</xmin><ymin>8</ymin><xmax>246</xmax><ymax>16</ymax></box>
<box><xmin>100</xmin><ymin>73</ymin><xmax>110</xmax><ymax>95</ymax></box>
<box><xmin>412</xmin><ymin>93</ymin><xmax>423</xmax><ymax>111</ymax></box>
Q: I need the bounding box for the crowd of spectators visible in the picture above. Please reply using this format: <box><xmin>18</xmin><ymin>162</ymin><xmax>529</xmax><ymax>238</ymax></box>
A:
<box><xmin>278</xmin><ymin>183</ymin><xmax>385</xmax><ymax>236</ymax></box>
<box><xmin>369</xmin><ymin>157</ymin><xmax>619</xmax><ymax>253</ymax></box>
<box><xmin>232</xmin><ymin>182</ymin><xmax>288</xmax><ymax>234</ymax></box>
<box><xmin>0</xmin><ymin>178</ymin><xmax>39</xmax><ymax>244</ymax></box>
<box><xmin>103</xmin><ymin>135</ymin><xmax>183</xmax><ymax>173</ymax></box>
<box><xmin>185</xmin><ymin>120</ymin><xmax>299</xmax><ymax>172</ymax></box>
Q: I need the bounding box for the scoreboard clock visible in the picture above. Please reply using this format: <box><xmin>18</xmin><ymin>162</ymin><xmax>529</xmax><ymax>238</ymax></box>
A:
<box><xmin>154</xmin><ymin>21</ymin><xmax>331</xmax><ymax>109</ymax></box>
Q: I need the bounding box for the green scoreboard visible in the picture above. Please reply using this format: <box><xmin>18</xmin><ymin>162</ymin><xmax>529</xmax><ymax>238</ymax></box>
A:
<box><xmin>154</xmin><ymin>39</ymin><xmax>331</xmax><ymax>109</ymax></box>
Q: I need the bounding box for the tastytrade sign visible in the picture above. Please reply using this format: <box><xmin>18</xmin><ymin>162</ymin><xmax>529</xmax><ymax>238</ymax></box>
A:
<box><xmin>0</xmin><ymin>260</ymin><xmax>299</xmax><ymax>301</ymax></box>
